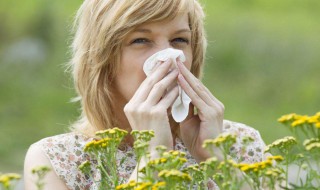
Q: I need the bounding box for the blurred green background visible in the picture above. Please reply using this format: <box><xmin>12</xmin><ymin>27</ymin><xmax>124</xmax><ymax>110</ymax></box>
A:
<box><xmin>0</xmin><ymin>0</ymin><xmax>319</xmax><ymax>173</ymax></box>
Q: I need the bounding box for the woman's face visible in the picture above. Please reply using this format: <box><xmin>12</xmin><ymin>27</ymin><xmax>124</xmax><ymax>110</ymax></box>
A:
<box><xmin>114</xmin><ymin>14</ymin><xmax>193</xmax><ymax>102</ymax></box>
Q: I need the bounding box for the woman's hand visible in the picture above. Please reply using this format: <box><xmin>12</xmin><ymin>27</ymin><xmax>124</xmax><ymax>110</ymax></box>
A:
<box><xmin>177</xmin><ymin>60</ymin><xmax>225</xmax><ymax>162</ymax></box>
<box><xmin>124</xmin><ymin>60</ymin><xmax>179</xmax><ymax>153</ymax></box>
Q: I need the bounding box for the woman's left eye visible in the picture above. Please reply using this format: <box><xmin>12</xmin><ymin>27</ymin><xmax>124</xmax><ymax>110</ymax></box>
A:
<box><xmin>171</xmin><ymin>38</ymin><xmax>189</xmax><ymax>44</ymax></box>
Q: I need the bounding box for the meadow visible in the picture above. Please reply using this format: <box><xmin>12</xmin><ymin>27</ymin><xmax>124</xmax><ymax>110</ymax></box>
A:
<box><xmin>0</xmin><ymin>0</ymin><xmax>319</xmax><ymax>174</ymax></box>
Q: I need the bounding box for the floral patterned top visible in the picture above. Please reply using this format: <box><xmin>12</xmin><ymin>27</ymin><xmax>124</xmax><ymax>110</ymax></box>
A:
<box><xmin>31</xmin><ymin>120</ymin><xmax>268</xmax><ymax>190</ymax></box>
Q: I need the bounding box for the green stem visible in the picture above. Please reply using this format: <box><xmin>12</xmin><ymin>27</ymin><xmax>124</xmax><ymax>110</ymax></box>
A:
<box><xmin>295</xmin><ymin>164</ymin><xmax>302</xmax><ymax>184</ymax></box>
<box><xmin>97</xmin><ymin>158</ymin><xmax>113</xmax><ymax>188</ymax></box>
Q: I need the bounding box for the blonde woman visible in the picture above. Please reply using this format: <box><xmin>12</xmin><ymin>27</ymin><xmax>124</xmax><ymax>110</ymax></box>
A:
<box><xmin>24</xmin><ymin>0</ymin><xmax>268</xmax><ymax>189</ymax></box>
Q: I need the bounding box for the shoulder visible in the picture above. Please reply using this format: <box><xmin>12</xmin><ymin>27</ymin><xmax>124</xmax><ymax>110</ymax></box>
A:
<box><xmin>223</xmin><ymin>120</ymin><xmax>263</xmax><ymax>140</ymax></box>
<box><xmin>222</xmin><ymin>120</ymin><xmax>268</xmax><ymax>163</ymax></box>
<box><xmin>24</xmin><ymin>139</ymin><xmax>69</xmax><ymax>190</ymax></box>
<box><xmin>24</xmin><ymin>133</ymin><xmax>94</xmax><ymax>190</ymax></box>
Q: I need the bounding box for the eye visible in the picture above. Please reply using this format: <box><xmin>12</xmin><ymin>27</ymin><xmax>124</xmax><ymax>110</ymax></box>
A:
<box><xmin>171</xmin><ymin>38</ymin><xmax>190</xmax><ymax>44</ymax></box>
<box><xmin>131</xmin><ymin>38</ymin><xmax>150</xmax><ymax>44</ymax></box>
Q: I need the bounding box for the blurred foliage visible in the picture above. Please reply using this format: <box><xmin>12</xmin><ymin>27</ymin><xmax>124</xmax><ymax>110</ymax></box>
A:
<box><xmin>0</xmin><ymin>0</ymin><xmax>319</xmax><ymax>173</ymax></box>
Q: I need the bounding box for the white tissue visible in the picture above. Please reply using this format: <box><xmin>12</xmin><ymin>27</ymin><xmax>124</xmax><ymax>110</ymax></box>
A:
<box><xmin>143</xmin><ymin>48</ymin><xmax>191</xmax><ymax>122</ymax></box>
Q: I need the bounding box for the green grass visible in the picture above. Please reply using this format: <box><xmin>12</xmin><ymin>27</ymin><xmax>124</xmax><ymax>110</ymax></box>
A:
<box><xmin>0</xmin><ymin>0</ymin><xmax>319</xmax><ymax>173</ymax></box>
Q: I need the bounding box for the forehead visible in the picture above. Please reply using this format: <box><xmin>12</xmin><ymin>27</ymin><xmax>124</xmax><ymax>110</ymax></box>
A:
<box><xmin>134</xmin><ymin>14</ymin><xmax>190</xmax><ymax>31</ymax></box>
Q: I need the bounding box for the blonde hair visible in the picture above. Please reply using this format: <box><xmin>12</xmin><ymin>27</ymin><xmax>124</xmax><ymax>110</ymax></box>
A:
<box><xmin>69</xmin><ymin>0</ymin><xmax>207</xmax><ymax>136</ymax></box>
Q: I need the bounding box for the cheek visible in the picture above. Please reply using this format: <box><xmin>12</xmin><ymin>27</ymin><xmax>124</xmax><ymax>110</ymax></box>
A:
<box><xmin>116</xmin><ymin>52</ymin><xmax>147</xmax><ymax>100</ymax></box>
<box><xmin>184</xmin><ymin>51</ymin><xmax>193</xmax><ymax>71</ymax></box>
<box><xmin>184</xmin><ymin>60</ymin><xmax>192</xmax><ymax>71</ymax></box>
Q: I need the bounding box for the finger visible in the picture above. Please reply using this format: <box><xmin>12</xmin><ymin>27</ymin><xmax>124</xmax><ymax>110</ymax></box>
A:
<box><xmin>177</xmin><ymin>61</ymin><xmax>221</xmax><ymax>107</ymax></box>
<box><xmin>157</xmin><ymin>85</ymin><xmax>179</xmax><ymax>109</ymax></box>
<box><xmin>131</xmin><ymin>60</ymin><xmax>173</xmax><ymax>102</ymax></box>
<box><xmin>145</xmin><ymin>69</ymin><xmax>179</xmax><ymax>105</ymax></box>
<box><xmin>177</xmin><ymin>73</ymin><xmax>208</xmax><ymax>110</ymax></box>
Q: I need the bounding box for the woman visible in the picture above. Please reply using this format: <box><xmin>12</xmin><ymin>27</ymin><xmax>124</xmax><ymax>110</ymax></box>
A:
<box><xmin>24</xmin><ymin>0</ymin><xmax>267</xmax><ymax>189</ymax></box>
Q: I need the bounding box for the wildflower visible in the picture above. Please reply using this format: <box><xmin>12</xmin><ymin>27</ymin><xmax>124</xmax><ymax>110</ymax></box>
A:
<box><xmin>135</xmin><ymin>182</ymin><xmax>152</xmax><ymax>190</ymax></box>
<box><xmin>315</xmin><ymin>122</ymin><xmax>320</xmax><ymax>128</ymax></box>
<box><xmin>78</xmin><ymin>161</ymin><xmax>91</xmax><ymax>174</ymax></box>
<box><xmin>96</xmin><ymin>127</ymin><xmax>128</xmax><ymax>139</ymax></box>
<box><xmin>264</xmin><ymin>168</ymin><xmax>283</xmax><ymax>177</ymax></box>
<box><xmin>31</xmin><ymin>165</ymin><xmax>51</xmax><ymax>176</ymax></box>
<box><xmin>301</xmin><ymin>163</ymin><xmax>308</xmax><ymax>170</ymax></box>
<box><xmin>0</xmin><ymin>173</ymin><xmax>21</xmax><ymax>188</ymax></box>
<box><xmin>267</xmin><ymin>155</ymin><xmax>284</xmax><ymax>162</ymax></box>
<box><xmin>278</xmin><ymin>113</ymin><xmax>297</xmax><ymax>123</ymax></box>
<box><xmin>152</xmin><ymin>181</ymin><xmax>166</xmax><ymax>189</ymax></box>
<box><xmin>307</xmin><ymin>115</ymin><xmax>319</xmax><ymax>124</ymax></box>
<box><xmin>131</xmin><ymin>130</ymin><xmax>154</xmax><ymax>142</ymax></box>
<box><xmin>202</xmin><ymin>133</ymin><xmax>236</xmax><ymax>148</ymax></box>
<box><xmin>155</xmin><ymin>145</ymin><xmax>167</xmax><ymax>155</ymax></box>
<box><xmin>116</xmin><ymin>180</ymin><xmax>138</xmax><ymax>190</ymax></box>
<box><xmin>241</xmin><ymin>136</ymin><xmax>255</xmax><ymax>144</ymax></box>
<box><xmin>158</xmin><ymin>169</ymin><xmax>192</xmax><ymax>182</ymax></box>
<box><xmin>264</xmin><ymin>136</ymin><xmax>297</xmax><ymax>154</ymax></box>
<box><xmin>167</xmin><ymin>150</ymin><xmax>186</xmax><ymax>157</ymax></box>
<box><xmin>305</xmin><ymin>142</ymin><xmax>320</xmax><ymax>151</ymax></box>
<box><xmin>218</xmin><ymin>160</ymin><xmax>237</xmax><ymax>170</ymax></box>
<box><xmin>31</xmin><ymin>165</ymin><xmax>51</xmax><ymax>190</ymax></box>
<box><xmin>238</xmin><ymin>163</ymin><xmax>256</xmax><ymax>172</ymax></box>
<box><xmin>200</xmin><ymin>157</ymin><xmax>218</xmax><ymax>168</ymax></box>
<box><xmin>185</xmin><ymin>164</ymin><xmax>201</xmax><ymax>172</ymax></box>
<box><xmin>291</xmin><ymin>115</ymin><xmax>309</xmax><ymax>127</ymax></box>
<box><xmin>303</xmin><ymin>138</ymin><xmax>320</xmax><ymax>147</ymax></box>
<box><xmin>238</xmin><ymin>160</ymin><xmax>273</xmax><ymax>173</ymax></box>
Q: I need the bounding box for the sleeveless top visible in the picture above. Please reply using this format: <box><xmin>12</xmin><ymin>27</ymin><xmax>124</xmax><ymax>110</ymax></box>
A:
<box><xmin>31</xmin><ymin>120</ymin><xmax>268</xmax><ymax>190</ymax></box>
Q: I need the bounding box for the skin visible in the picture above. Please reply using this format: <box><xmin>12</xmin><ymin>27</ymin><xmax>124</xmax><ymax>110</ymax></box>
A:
<box><xmin>113</xmin><ymin>14</ymin><xmax>225</xmax><ymax>180</ymax></box>
<box><xmin>24</xmin><ymin>14</ymin><xmax>224</xmax><ymax>189</ymax></box>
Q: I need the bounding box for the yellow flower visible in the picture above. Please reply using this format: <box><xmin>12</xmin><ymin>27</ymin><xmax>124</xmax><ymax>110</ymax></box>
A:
<box><xmin>315</xmin><ymin>122</ymin><xmax>320</xmax><ymax>128</ymax></box>
<box><xmin>239</xmin><ymin>164</ymin><xmax>256</xmax><ymax>172</ymax></box>
<box><xmin>267</xmin><ymin>155</ymin><xmax>284</xmax><ymax>162</ymax></box>
<box><xmin>278</xmin><ymin>113</ymin><xmax>297</xmax><ymax>123</ymax></box>
<box><xmin>152</xmin><ymin>181</ymin><xmax>166</xmax><ymax>190</ymax></box>
<box><xmin>116</xmin><ymin>183</ymin><xmax>130</xmax><ymax>189</ymax></box>
<box><xmin>238</xmin><ymin>159</ymin><xmax>273</xmax><ymax>173</ymax></box>
<box><xmin>160</xmin><ymin>158</ymin><xmax>167</xmax><ymax>163</ymax></box>
<box><xmin>158</xmin><ymin>169</ymin><xmax>192</xmax><ymax>181</ymax></box>
<box><xmin>291</xmin><ymin>116</ymin><xmax>309</xmax><ymax>127</ymax></box>
<box><xmin>0</xmin><ymin>173</ymin><xmax>21</xmax><ymax>188</ymax></box>
<box><xmin>307</xmin><ymin>115</ymin><xmax>319</xmax><ymax>124</ymax></box>
<box><xmin>135</xmin><ymin>182</ymin><xmax>152</xmax><ymax>190</ymax></box>
<box><xmin>0</xmin><ymin>175</ymin><xmax>10</xmax><ymax>188</ymax></box>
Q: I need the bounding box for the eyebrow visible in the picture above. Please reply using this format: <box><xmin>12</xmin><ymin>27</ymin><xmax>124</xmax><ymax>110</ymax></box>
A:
<box><xmin>132</xmin><ymin>28</ymin><xmax>191</xmax><ymax>34</ymax></box>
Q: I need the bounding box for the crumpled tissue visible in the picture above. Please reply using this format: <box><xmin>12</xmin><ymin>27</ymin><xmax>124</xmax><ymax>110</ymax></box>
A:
<box><xmin>143</xmin><ymin>48</ymin><xmax>191</xmax><ymax>122</ymax></box>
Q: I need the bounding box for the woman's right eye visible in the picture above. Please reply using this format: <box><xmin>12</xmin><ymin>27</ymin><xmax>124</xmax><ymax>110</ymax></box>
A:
<box><xmin>131</xmin><ymin>38</ymin><xmax>150</xmax><ymax>44</ymax></box>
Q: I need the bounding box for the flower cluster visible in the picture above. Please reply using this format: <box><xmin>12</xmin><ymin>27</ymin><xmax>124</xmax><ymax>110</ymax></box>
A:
<box><xmin>31</xmin><ymin>165</ymin><xmax>51</xmax><ymax>190</ymax></box>
<box><xmin>278</xmin><ymin>112</ymin><xmax>320</xmax><ymax>139</ymax></box>
<box><xmin>80</xmin><ymin>127</ymin><xmax>128</xmax><ymax>189</ymax></box>
<box><xmin>264</xmin><ymin>136</ymin><xmax>297</xmax><ymax>154</ymax></box>
<box><xmin>0</xmin><ymin>173</ymin><xmax>21</xmax><ymax>190</ymax></box>
<box><xmin>4</xmin><ymin>111</ymin><xmax>318</xmax><ymax>190</ymax></box>
<box><xmin>116</xmin><ymin>180</ymin><xmax>166</xmax><ymax>190</ymax></box>
<box><xmin>274</xmin><ymin>111</ymin><xmax>320</xmax><ymax>189</ymax></box>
